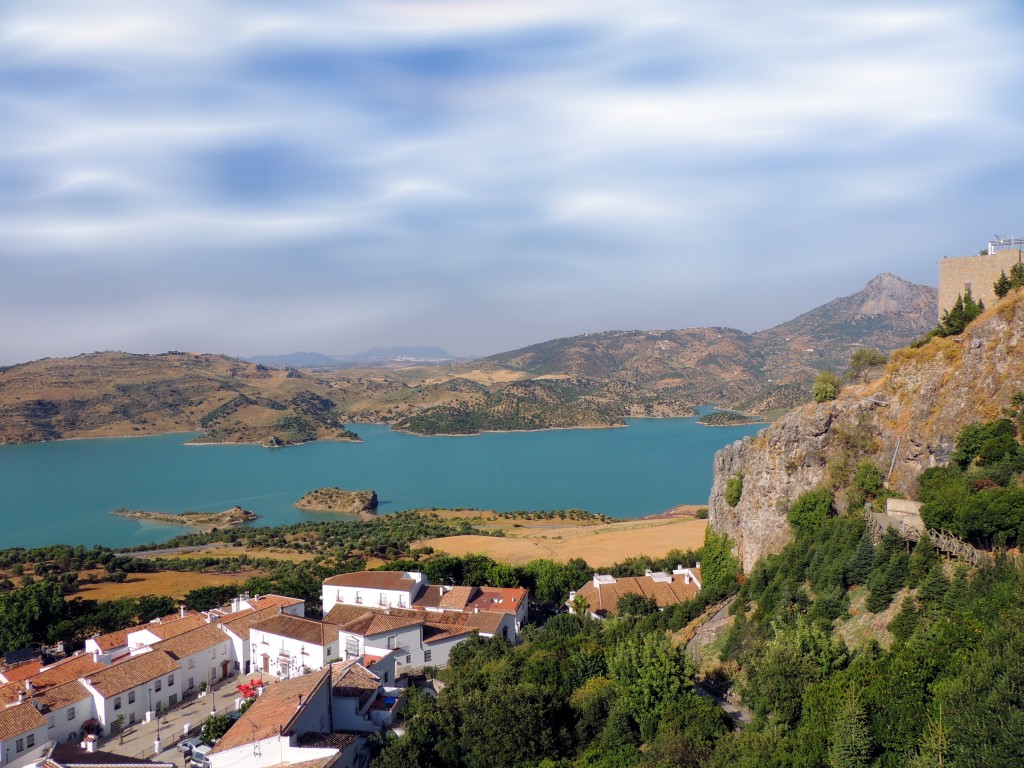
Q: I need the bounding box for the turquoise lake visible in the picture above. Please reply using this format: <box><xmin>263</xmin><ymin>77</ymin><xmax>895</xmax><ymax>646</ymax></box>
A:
<box><xmin>0</xmin><ymin>416</ymin><xmax>763</xmax><ymax>549</ymax></box>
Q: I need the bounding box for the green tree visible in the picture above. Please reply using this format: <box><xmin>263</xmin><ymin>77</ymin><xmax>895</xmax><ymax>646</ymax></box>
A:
<box><xmin>848</xmin><ymin>348</ymin><xmax>887</xmax><ymax>380</ymax></box>
<box><xmin>617</xmin><ymin>593</ymin><xmax>659</xmax><ymax>617</ymax></box>
<box><xmin>700</xmin><ymin>527</ymin><xmax>739</xmax><ymax>593</ymax></box>
<box><xmin>608</xmin><ymin>632</ymin><xmax>690</xmax><ymax>741</ymax></box>
<box><xmin>788</xmin><ymin>489</ymin><xmax>834</xmax><ymax>532</ymax></box>
<box><xmin>813</xmin><ymin>370</ymin><xmax>841</xmax><ymax>402</ymax></box>
<box><xmin>725</xmin><ymin>474</ymin><xmax>744</xmax><ymax>507</ymax></box>
<box><xmin>828</xmin><ymin>690</ymin><xmax>872</xmax><ymax>768</ymax></box>
<box><xmin>994</xmin><ymin>270</ymin><xmax>1012</xmax><ymax>299</ymax></box>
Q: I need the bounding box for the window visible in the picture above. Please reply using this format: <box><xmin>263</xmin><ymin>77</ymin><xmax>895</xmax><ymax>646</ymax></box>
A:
<box><xmin>379</xmin><ymin>593</ymin><xmax>387</xmax><ymax>606</ymax></box>
<box><xmin>169</xmin><ymin>694</ymin><xmax>178</xmax><ymax>707</ymax></box>
<box><xmin>128</xmin><ymin>692</ymin><xmax>135</xmax><ymax>704</ymax></box>
<box><xmin>168</xmin><ymin>674</ymin><xmax>174</xmax><ymax>686</ymax></box>
<box><xmin>406</xmin><ymin>655</ymin><xmax>411</xmax><ymax>664</ymax></box>
<box><xmin>383</xmin><ymin>672</ymin><xmax>388</xmax><ymax>683</ymax></box>
<box><xmin>345</xmin><ymin>638</ymin><xmax>359</xmax><ymax>659</ymax></box>
<box><xmin>67</xmin><ymin>707</ymin><xmax>75</xmax><ymax>721</ymax></box>
<box><xmin>387</xmin><ymin>635</ymin><xmax>397</xmax><ymax>649</ymax></box>
<box><xmin>398</xmin><ymin>596</ymin><xmax>406</xmax><ymax>608</ymax></box>
<box><xmin>355</xmin><ymin>591</ymin><xmax>362</xmax><ymax>604</ymax></box>
<box><xmin>129</xmin><ymin>713</ymin><xmax>137</xmax><ymax>726</ymax></box>
<box><xmin>16</xmin><ymin>738</ymin><xmax>23</xmax><ymax>753</ymax></box>
<box><xmin>155</xmin><ymin>679</ymin><xmax>162</xmax><ymax>692</ymax></box>
<box><xmin>114</xmin><ymin>697</ymin><xmax>122</xmax><ymax>711</ymax></box>
<box><xmin>189</xmin><ymin>658</ymin><xmax>195</xmax><ymax>669</ymax></box>
<box><xmin>26</xmin><ymin>735</ymin><xmax>35</xmax><ymax>749</ymax></box>
<box><xmin>424</xmin><ymin>650</ymin><xmax>432</xmax><ymax>663</ymax></box>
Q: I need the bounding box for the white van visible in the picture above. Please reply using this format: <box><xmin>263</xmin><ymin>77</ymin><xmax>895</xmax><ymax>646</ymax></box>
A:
<box><xmin>190</xmin><ymin>744</ymin><xmax>213</xmax><ymax>768</ymax></box>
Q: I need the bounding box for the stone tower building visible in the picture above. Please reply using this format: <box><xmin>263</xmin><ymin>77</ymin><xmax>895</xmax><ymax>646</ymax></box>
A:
<box><xmin>938</xmin><ymin>237</ymin><xmax>1024</xmax><ymax>319</ymax></box>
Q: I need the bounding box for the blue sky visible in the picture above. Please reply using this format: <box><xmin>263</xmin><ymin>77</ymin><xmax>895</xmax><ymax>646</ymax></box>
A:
<box><xmin>3</xmin><ymin>1</ymin><xmax>1024</xmax><ymax>364</ymax></box>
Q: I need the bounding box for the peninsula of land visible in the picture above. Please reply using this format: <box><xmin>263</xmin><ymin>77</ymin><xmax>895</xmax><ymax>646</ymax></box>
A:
<box><xmin>111</xmin><ymin>505</ymin><xmax>258</xmax><ymax>530</ymax></box>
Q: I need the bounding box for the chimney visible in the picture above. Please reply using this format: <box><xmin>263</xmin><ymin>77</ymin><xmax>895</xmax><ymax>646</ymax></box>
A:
<box><xmin>297</xmin><ymin>693</ymin><xmax>303</xmax><ymax>708</ymax></box>
<box><xmin>180</xmin><ymin>606</ymin><xmax>186</xmax><ymax>619</ymax></box>
<box><xmin>25</xmin><ymin>681</ymin><xmax>32</xmax><ymax>693</ymax></box>
<box><xmin>695</xmin><ymin>561</ymin><xmax>700</xmax><ymax>569</ymax></box>
<box><xmin>684</xmin><ymin>573</ymin><xmax>691</xmax><ymax>584</ymax></box>
<box><xmin>644</xmin><ymin>569</ymin><xmax>652</xmax><ymax>577</ymax></box>
<box><xmin>18</xmin><ymin>690</ymin><xmax>25</xmax><ymax>704</ymax></box>
<box><xmin>92</xmin><ymin>650</ymin><xmax>100</xmax><ymax>664</ymax></box>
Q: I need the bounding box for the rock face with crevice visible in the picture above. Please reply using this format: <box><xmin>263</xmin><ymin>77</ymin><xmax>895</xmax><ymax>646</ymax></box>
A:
<box><xmin>709</xmin><ymin>290</ymin><xmax>1024</xmax><ymax>572</ymax></box>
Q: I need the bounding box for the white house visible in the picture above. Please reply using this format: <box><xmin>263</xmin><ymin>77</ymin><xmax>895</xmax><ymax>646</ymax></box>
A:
<box><xmin>328</xmin><ymin>605</ymin><xmax>511</xmax><ymax>674</ymax></box>
<box><xmin>321</xmin><ymin>572</ymin><xmax>425</xmax><ymax>614</ymax></box>
<box><xmin>249</xmin><ymin>615</ymin><xmax>338</xmax><ymax>679</ymax></box>
<box><xmin>568</xmin><ymin>565</ymin><xmax>702</xmax><ymax>618</ymax></box>
<box><xmin>413</xmin><ymin>585</ymin><xmax>528</xmax><ymax>641</ymax></box>
<box><xmin>81</xmin><ymin>650</ymin><xmax>181</xmax><ymax>729</ymax></box>
<box><xmin>150</xmin><ymin>624</ymin><xmax>233</xmax><ymax>696</ymax></box>
<box><xmin>329</xmin><ymin>660</ymin><xmax>403</xmax><ymax>733</ymax></box>
<box><xmin>0</xmin><ymin>702</ymin><xmax>48</xmax><ymax>768</ymax></box>
<box><xmin>209</xmin><ymin>668</ymin><xmax>364</xmax><ymax>768</ymax></box>
<box><xmin>220</xmin><ymin>606</ymin><xmax>282</xmax><ymax>676</ymax></box>
<box><xmin>125</xmin><ymin>613</ymin><xmax>208</xmax><ymax>656</ymax></box>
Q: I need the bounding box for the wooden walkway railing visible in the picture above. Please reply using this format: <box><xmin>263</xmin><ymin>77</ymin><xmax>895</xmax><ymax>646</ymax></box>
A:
<box><xmin>866</xmin><ymin>512</ymin><xmax>984</xmax><ymax>567</ymax></box>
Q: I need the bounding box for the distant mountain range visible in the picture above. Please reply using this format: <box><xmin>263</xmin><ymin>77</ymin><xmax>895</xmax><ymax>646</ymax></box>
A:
<box><xmin>0</xmin><ymin>274</ymin><xmax>938</xmax><ymax>443</ymax></box>
<box><xmin>247</xmin><ymin>346</ymin><xmax>459</xmax><ymax>369</ymax></box>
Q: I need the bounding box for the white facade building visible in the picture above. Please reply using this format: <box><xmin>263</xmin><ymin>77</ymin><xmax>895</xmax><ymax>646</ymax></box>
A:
<box><xmin>321</xmin><ymin>572</ymin><xmax>425</xmax><ymax>615</ymax></box>
<box><xmin>249</xmin><ymin>615</ymin><xmax>338</xmax><ymax>679</ymax></box>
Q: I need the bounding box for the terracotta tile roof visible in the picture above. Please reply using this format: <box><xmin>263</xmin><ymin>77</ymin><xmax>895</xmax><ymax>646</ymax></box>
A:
<box><xmin>295</xmin><ymin>731</ymin><xmax>361</xmax><ymax>751</ymax></box>
<box><xmin>466</xmin><ymin>587</ymin><xmax>528</xmax><ymax>615</ymax></box>
<box><xmin>251</xmin><ymin>615</ymin><xmax>334</xmax><ymax>647</ymax></box>
<box><xmin>262</xmin><ymin>753</ymin><xmax>344</xmax><ymax>768</ymax></box>
<box><xmin>0</xmin><ymin>702</ymin><xmax>46</xmax><ymax>741</ymax></box>
<box><xmin>153</xmin><ymin>624</ymin><xmax>227</xmax><ymax>660</ymax></box>
<box><xmin>437</xmin><ymin>586</ymin><xmax>476</xmax><ymax>610</ymax></box>
<box><xmin>322</xmin><ymin>605</ymin><xmax>373</xmax><ymax>626</ymax></box>
<box><xmin>46</xmin><ymin>743</ymin><xmax>175</xmax><ymax>767</ymax></box>
<box><xmin>410</xmin><ymin>586</ymin><xmax>443</xmax><ymax>610</ymax></box>
<box><xmin>0</xmin><ymin>661</ymin><xmax>42</xmax><ymax>684</ymax></box>
<box><xmin>337</xmin><ymin>613</ymin><xmax>422</xmax><ymax>638</ymax></box>
<box><xmin>330</xmin><ymin>661</ymin><xmax>379</xmax><ymax>708</ymax></box>
<box><xmin>322</xmin><ymin>571</ymin><xmax>420</xmax><ymax>591</ymax></box>
<box><xmin>422</xmin><ymin>624</ymin><xmax>472</xmax><ymax>645</ymax></box>
<box><xmin>573</xmin><ymin>573</ymin><xmax>700</xmax><ymax>617</ymax></box>
<box><xmin>210</xmin><ymin>669</ymin><xmax>332</xmax><ymax>754</ymax></box>
<box><xmin>36</xmin><ymin>680</ymin><xmax>90</xmax><ymax>711</ymax></box>
<box><xmin>139</xmin><ymin>614</ymin><xmax>209</xmax><ymax>641</ymax></box>
<box><xmin>220</xmin><ymin>606</ymin><xmax>280</xmax><ymax>639</ymax></box>
<box><xmin>0</xmin><ymin>654</ymin><xmax>107</xmax><ymax>706</ymax></box>
<box><xmin>91</xmin><ymin>628</ymin><xmax>131</xmax><ymax>652</ymax></box>
<box><xmin>249</xmin><ymin>595</ymin><xmax>305</xmax><ymax>611</ymax></box>
<box><xmin>85</xmin><ymin>651</ymin><xmax>180</xmax><ymax>697</ymax></box>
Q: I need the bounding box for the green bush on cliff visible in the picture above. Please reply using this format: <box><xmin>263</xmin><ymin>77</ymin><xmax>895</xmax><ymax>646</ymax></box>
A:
<box><xmin>812</xmin><ymin>370</ymin><xmax>841</xmax><ymax>402</ymax></box>
<box><xmin>725</xmin><ymin>473</ymin><xmax>744</xmax><ymax>507</ymax></box>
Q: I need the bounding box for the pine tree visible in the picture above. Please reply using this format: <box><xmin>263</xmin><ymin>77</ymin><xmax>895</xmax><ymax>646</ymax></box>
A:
<box><xmin>844</xmin><ymin>532</ymin><xmax>875</xmax><ymax>586</ymax></box>
<box><xmin>917</xmin><ymin>564</ymin><xmax>949</xmax><ymax>606</ymax></box>
<box><xmin>908</xmin><ymin>705</ymin><xmax>948</xmax><ymax>767</ymax></box>
<box><xmin>828</xmin><ymin>689</ymin><xmax>872</xmax><ymax>768</ymax></box>
<box><xmin>995</xmin><ymin>270</ymin><xmax>1012</xmax><ymax>299</ymax></box>
<box><xmin>907</xmin><ymin>539</ymin><xmax>938</xmax><ymax>588</ymax></box>
<box><xmin>1012</xmin><ymin>261</ymin><xmax>1024</xmax><ymax>288</ymax></box>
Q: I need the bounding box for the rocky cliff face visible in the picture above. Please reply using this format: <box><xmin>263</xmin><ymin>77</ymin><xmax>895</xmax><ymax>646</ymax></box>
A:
<box><xmin>710</xmin><ymin>290</ymin><xmax>1024</xmax><ymax>572</ymax></box>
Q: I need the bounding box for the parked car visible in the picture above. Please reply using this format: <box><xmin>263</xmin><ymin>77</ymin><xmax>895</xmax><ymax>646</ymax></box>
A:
<box><xmin>178</xmin><ymin>737</ymin><xmax>205</xmax><ymax>757</ymax></box>
<box><xmin>190</xmin><ymin>744</ymin><xmax>213</xmax><ymax>768</ymax></box>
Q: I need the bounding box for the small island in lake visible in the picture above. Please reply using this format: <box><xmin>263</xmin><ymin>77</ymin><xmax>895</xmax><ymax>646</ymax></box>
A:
<box><xmin>295</xmin><ymin>487</ymin><xmax>378</xmax><ymax>519</ymax></box>
<box><xmin>111</xmin><ymin>505</ymin><xmax>258</xmax><ymax>529</ymax></box>
<box><xmin>696</xmin><ymin>409</ymin><xmax>767</xmax><ymax>426</ymax></box>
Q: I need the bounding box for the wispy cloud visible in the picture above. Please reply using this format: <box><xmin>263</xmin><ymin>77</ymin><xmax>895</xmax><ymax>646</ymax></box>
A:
<box><xmin>2</xmin><ymin>0</ymin><xmax>1023</xmax><ymax>363</ymax></box>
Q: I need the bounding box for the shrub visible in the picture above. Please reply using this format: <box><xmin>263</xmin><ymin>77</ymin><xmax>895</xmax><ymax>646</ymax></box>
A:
<box><xmin>812</xmin><ymin>371</ymin><xmax>841</xmax><ymax>402</ymax></box>
<box><xmin>787</xmin><ymin>489</ymin><xmax>834</xmax><ymax>532</ymax></box>
<box><xmin>725</xmin><ymin>474</ymin><xmax>744</xmax><ymax>507</ymax></box>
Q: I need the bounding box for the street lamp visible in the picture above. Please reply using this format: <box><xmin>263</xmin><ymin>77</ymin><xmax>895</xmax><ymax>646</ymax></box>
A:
<box><xmin>209</xmin><ymin>669</ymin><xmax>217</xmax><ymax>717</ymax></box>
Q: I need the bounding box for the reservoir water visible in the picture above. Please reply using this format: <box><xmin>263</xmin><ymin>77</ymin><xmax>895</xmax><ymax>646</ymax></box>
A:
<box><xmin>0</xmin><ymin>416</ymin><xmax>763</xmax><ymax>549</ymax></box>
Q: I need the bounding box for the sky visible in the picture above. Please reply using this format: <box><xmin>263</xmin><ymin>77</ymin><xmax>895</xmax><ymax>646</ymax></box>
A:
<box><xmin>3</xmin><ymin>1</ymin><xmax>1024</xmax><ymax>365</ymax></box>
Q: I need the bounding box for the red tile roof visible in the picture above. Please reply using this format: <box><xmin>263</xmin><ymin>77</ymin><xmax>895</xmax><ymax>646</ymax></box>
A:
<box><xmin>0</xmin><ymin>702</ymin><xmax>46</xmax><ymax>741</ymax></box>
<box><xmin>0</xmin><ymin>660</ymin><xmax>42</xmax><ymax>684</ymax></box>
<box><xmin>153</xmin><ymin>624</ymin><xmax>228</xmax><ymax>660</ymax></box>
<box><xmin>573</xmin><ymin>573</ymin><xmax>700</xmax><ymax>616</ymax></box>
<box><xmin>322</xmin><ymin>571</ymin><xmax>420</xmax><ymax>591</ymax></box>
<box><xmin>251</xmin><ymin>615</ymin><xmax>335</xmax><ymax>647</ymax></box>
<box><xmin>85</xmin><ymin>651</ymin><xmax>179</xmax><ymax>697</ymax></box>
<box><xmin>90</xmin><ymin>628</ymin><xmax>131</xmax><ymax>652</ymax></box>
<box><xmin>466</xmin><ymin>587</ymin><xmax>528</xmax><ymax>615</ymax></box>
<box><xmin>210</xmin><ymin>669</ymin><xmax>332</xmax><ymax>754</ymax></box>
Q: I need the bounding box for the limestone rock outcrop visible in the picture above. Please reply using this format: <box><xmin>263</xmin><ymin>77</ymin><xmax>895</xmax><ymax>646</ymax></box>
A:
<box><xmin>710</xmin><ymin>291</ymin><xmax>1024</xmax><ymax>572</ymax></box>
